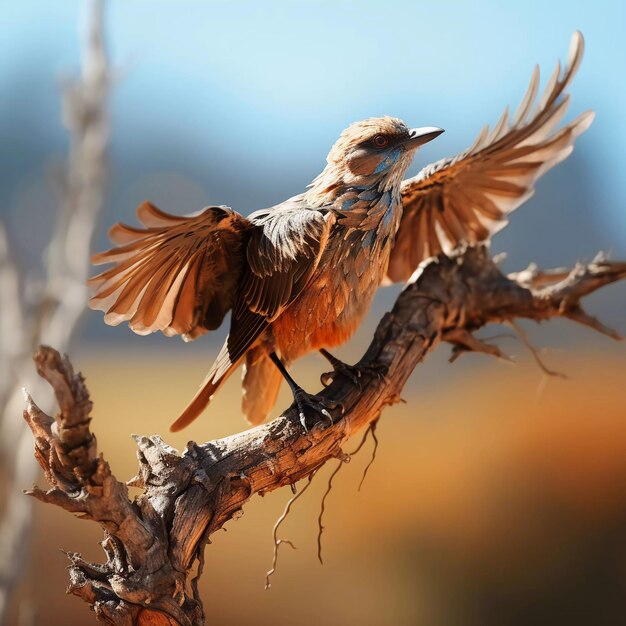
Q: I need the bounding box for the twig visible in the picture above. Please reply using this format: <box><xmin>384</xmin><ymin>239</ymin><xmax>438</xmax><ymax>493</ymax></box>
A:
<box><xmin>509</xmin><ymin>320</ymin><xmax>568</xmax><ymax>379</ymax></box>
<box><xmin>444</xmin><ymin>327</ymin><xmax>514</xmax><ymax>363</ymax></box>
<box><xmin>265</xmin><ymin>473</ymin><xmax>317</xmax><ymax>590</ymax></box>
<box><xmin>317</xmin><ymin>458</ymin><xmax>347</xmax><ymax>565</ymax></box>
<box><xmin>349</xmin><ymin>426</ymin><xmax>373</xmax><ymax>456</ymax></box>
<box><xmin>299</xmin><ymin>426</ymin><xmax>381</xmax><ymax>569</ymax></box>
<box><xmin>0</xmin><ymin>2</ymin><xmax>109</xmax><ymax>622</ymax></box>
<box><xmin>565</xmin><ymin>306</ymin><xmax>622</xmax><ymax>340</ymax></box>
<box><xmin>358</xmin><ymin>419</ymin><xmax>380</xmax><ymax>492</ymax></box>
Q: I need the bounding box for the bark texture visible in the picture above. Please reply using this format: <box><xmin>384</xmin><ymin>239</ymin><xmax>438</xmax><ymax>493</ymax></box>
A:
<box><xmin>23</xmin><ymin>245</ymin><xmax>625</xmax><ymax>625</ymax></box>
<box><xmin>0</xmin><ymin>2</ymin><xmax>109</xmax><ymax>622</ymax></box>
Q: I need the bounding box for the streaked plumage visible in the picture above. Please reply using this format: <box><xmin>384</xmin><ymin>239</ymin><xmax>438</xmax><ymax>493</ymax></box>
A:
<box><xmin>89</xmin><ymin>32</ymin><xmax>593</xmax><ymax>431</ymax></box>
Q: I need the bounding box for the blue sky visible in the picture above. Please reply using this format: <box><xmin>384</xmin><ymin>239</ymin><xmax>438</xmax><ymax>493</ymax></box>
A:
<box><xmin>1</xmin><ymin>0</ymin><xmax>624</xmax><ymax>341</ymax></box>
<box><xmin>2</xmin><ymin>1</ymin><xmax>624</xmax><ymax>219</ymax></box>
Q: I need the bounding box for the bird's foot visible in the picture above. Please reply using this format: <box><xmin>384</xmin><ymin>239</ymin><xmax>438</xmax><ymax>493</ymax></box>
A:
<box><xmin>292</xmin><ymin>388</ymin><xmax>337</xmax><ymax>432</ymax></box>
<box><xmin>356</xmin><ymin>361</ymin><xmax>389</xmax><ymax>382</ymax></box>
<box><xmin>320</xmin><ymin>350</ymin><xmax>361</xmax><ymax>388</ymax></box>
<box><xmin>320</xmin><ymin>349</ymin><xmax>388</xmax><ymax>389</ymax></box>
<box><xmin>268</xmin><ymin>352</ymin><xmax>338</xmax><ymax>433</ymax></box>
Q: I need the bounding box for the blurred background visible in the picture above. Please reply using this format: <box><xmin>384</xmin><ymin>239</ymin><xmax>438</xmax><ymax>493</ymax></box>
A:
<box><xmin>1</xmin><ymin>1</ymin><xmax>625</xmax><ymax>624</ymax></box>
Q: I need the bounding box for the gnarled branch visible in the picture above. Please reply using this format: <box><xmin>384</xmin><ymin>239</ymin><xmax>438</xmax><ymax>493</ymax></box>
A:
<box><xmin>23</xmin><ymin>245</ymin><xmax>625</xmax><ymax>625</ymax></box>
<box><xmin>0</xmin><ymin>2</ymin><xmax>110</xmax><ymax>622</ymax></box>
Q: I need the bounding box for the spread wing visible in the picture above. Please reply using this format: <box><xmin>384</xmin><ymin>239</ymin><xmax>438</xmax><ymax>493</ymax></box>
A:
<box><xmin>168</xmin><ymin>202</ymin><xmax>334</xmax><ymax>431</ymax></box>
<box><xmin>386</xmin><ymin>31</ymin><xmax>594</xmax><ymax>283</ymax></box>
<box><xmin>88</xmin><ymin>201</ymin><xmax>253</xmax><ymax>340</ymax></box>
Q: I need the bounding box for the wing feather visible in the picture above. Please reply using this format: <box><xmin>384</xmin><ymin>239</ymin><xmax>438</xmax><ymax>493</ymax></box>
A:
<box><xmin>387</xmin><ymin>31</ymin><xmax>593</xmax><ymax>283</ymax></box>
<box><xmin>236</xmin><ymin>206</ymin><xmax>333</xmax><ymax>321</ymax></box>
<box><xmin>206</xmin><ymin>203</ymin><xmax>334</xmax><ymax>399</ymax></box>
<box><xmin>89</xmin><ymin>202</ymin><xmax>253</xmax><ymax>340</ymax></box>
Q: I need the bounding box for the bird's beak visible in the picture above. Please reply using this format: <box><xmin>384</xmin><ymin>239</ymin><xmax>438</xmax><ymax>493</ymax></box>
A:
<box><xmin>402</xmin><ymin>127</ymin><xmax>445</xmax><ymax>150</ymax></box>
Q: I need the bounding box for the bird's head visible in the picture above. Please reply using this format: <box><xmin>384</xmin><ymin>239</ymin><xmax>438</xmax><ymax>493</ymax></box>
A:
<box><xmin>307</xmin><ymin>116</ymin><xmax>443</xmax><ymax>202</ymax></box>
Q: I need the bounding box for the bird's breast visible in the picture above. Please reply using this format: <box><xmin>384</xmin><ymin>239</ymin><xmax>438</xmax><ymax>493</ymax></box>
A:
<box><xmin>271</xmin><ymin>219</ymin><xmax>397</xmax><ymax>362</ymax></box>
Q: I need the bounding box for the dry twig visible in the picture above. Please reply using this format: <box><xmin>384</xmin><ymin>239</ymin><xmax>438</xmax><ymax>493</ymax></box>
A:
<box><xmin>265</xmin><ymin>473</ymin><xmax>317</xmax><ymax>590</ymax></box>
<box><xmin>0</xmin><ymin>2</ymin><xmax>109</xmax><ymax>622</ymax></box>
<box><xmin>358</xmin><ymin>419</ymin><xmax>380</xmax><ymax>492</ymax></box>
<box><xmin>316</xmin><ymin>458</ymin><xmax>347</xmax><ymax>565</ymax></box>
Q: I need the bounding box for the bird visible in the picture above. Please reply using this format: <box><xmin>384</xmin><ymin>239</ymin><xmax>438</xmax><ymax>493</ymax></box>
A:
<box><xmin>89</xmin><ymin>32</ymin><xmax>593</xmax><ymax>433</ymax></box>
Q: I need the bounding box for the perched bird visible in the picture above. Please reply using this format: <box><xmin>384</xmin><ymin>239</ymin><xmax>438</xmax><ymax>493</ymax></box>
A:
<box><xmin>89</xmin><ymin>32</ymin><xmax>593</xmax><ymax>432</ymax></box>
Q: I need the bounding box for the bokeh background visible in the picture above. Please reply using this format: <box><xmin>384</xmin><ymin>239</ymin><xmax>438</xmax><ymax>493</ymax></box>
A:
<box><xmin>2</xmin><ymin>1</ymin><xmax>626</xmax><ymax>624</ymax></box>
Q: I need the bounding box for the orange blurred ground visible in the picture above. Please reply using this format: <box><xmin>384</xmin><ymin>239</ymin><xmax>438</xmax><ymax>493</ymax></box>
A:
<box><xmin>8</xmin><ymin>337</ymin><xmax>626</xmax><ymax>625</ymax></box>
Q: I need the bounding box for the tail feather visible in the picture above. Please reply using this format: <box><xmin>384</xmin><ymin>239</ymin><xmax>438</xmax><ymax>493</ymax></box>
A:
<box><xmin>169</xmin><ymin>341</ymin><xmax>240</xmax><ymax>432</ymax></box>
<box><xmin>242</xmin><ymin>349</ymin><xmax>283</xmax><ymax>425</ymax></box>
<box><xmin>170</xmin><ymin>310</ymin><xmax>270</xmax><ymax>432</ymax></box>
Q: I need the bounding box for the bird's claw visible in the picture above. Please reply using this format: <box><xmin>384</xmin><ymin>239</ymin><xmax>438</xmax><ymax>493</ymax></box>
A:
<box><xmin>294</xmin><ymin>389</ymin><xmax>336</xmax><ymax>432</ymax></box>
<box><xmin>320</xmin><ymin>364</ymin><xmax>360</xmax><ymax>389</ymax></box>
<box><xmin>320</xmin><ymin>359</ymin><xmax>389</xmax><ymax>389</ymax></box>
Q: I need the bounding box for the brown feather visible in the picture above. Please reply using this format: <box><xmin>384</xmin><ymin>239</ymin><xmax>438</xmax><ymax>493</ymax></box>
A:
<box><xmin>89</xmin><ymin>203</ymin><xmax>253</xmax><ymax>339</ymax></box>
<box><xmin>387</xmin><ymin>31</ymin><xmax>593</xmax><ymax>283</ymax></box>
<box><xmin>241</xmin><ymin>348</ymin><xmax>283</xmax><ymax>425</ymax></box>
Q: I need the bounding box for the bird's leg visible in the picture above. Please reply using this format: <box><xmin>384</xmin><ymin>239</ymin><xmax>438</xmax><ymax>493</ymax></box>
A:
<box><xmin>319</xmin><ymin>349</ymin><xmax>389</xmax><ymax>389</ymax></box>
<box><xmin>269</xmin><ymin>353</ymin><xmax>335</xmax><ymax>432</ymax></box>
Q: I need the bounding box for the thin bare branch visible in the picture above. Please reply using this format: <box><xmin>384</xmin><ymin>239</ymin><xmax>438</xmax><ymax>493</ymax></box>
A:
<box><xmin>265</xmin><ymin>473</ymin><xmax>317</xmax><ymax>590</ymax></box>
<box><xmin>0</xmin><ymin>2</ymin><xmax>110</xmax><ymax>622</ymax></box>
<box><xmin>509</xmin><ymin>320</ymin><xmax>568</xmax><ymax>378</ymax></box>
<box><xmin>444</xmin><ymin>327</ymin><xmax>514</xmax><ymax>363</ymax></box>
<box><xmin>317</xmin><ymin>458</ymin><xmax>346</xmax><ymax>565</ymax></box>
<box><xmin>565</xmin><ymin>306</ymin><xmax>622</xmax><ymax>340</ymax></box>
<box><xmin>358</xmin><ymin>420</ymin><xmax>380</xmax><ymax>492</ymax></box>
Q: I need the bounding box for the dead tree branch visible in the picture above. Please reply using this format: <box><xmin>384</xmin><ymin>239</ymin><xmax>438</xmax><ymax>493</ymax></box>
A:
<box><xmin>0</xmin><ymin>1</ymin><xmax>109</xmax><ymax>622</ymax></box>
<box><xmin>21</xmin><ymin>245</ymin><xmax>625</xmax><ymax>625</ymax></box>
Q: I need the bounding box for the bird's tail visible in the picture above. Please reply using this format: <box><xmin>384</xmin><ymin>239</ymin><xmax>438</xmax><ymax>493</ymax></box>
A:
<box><xmin>241</xmin><ymin>348</ymin><xmax>283</xmax><ymax>425</ymax></box>
<box><xmin>169</xmin><ymin>338</ymin><xmax>241</xmax><ymax>432</ymax></box>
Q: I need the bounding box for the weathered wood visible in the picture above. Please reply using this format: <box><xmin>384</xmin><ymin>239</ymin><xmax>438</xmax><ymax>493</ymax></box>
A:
<box><xmin>23</xmin><ymin>245</ymin><xmax>625</xmax><ymax>625</ymax></box>
<box><xmin>0</xmin><ymin>3</ymin><xmax>110</xmax><ymax>622</ymax></box>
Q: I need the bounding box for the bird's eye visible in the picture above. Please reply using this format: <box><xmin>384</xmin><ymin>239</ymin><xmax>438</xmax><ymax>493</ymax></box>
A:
<box><xmin>372</xmin><ymin>134</ymin><xmax>389</xmax><ymax>148</ymax></box>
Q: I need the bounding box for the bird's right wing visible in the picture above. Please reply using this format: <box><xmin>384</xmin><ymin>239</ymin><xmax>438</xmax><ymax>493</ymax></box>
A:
<box><xmin>169</xmin><ymin>204</ymin><xmax>334</xmax><ymax>432</ymax></box>
<box><xmin>386</xmin><ymin>31</ymin><xmax>594</xmax><ymax>283</ymax></box>
<box><xmin>89</xmin><ymin>201</ymin><xmax>254</xmax><ymax>340</ymax></box>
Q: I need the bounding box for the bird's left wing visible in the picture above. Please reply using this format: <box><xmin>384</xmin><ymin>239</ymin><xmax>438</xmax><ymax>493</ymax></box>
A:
<box><xmin>89</xmin><ymin>201</ymin><xmax>254</xmax><ymax>340</ymax></box>
<box><xmin>386</xmin><ymin>31</ymin><xmax>593</xmax><ymax>283</ymax></box>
